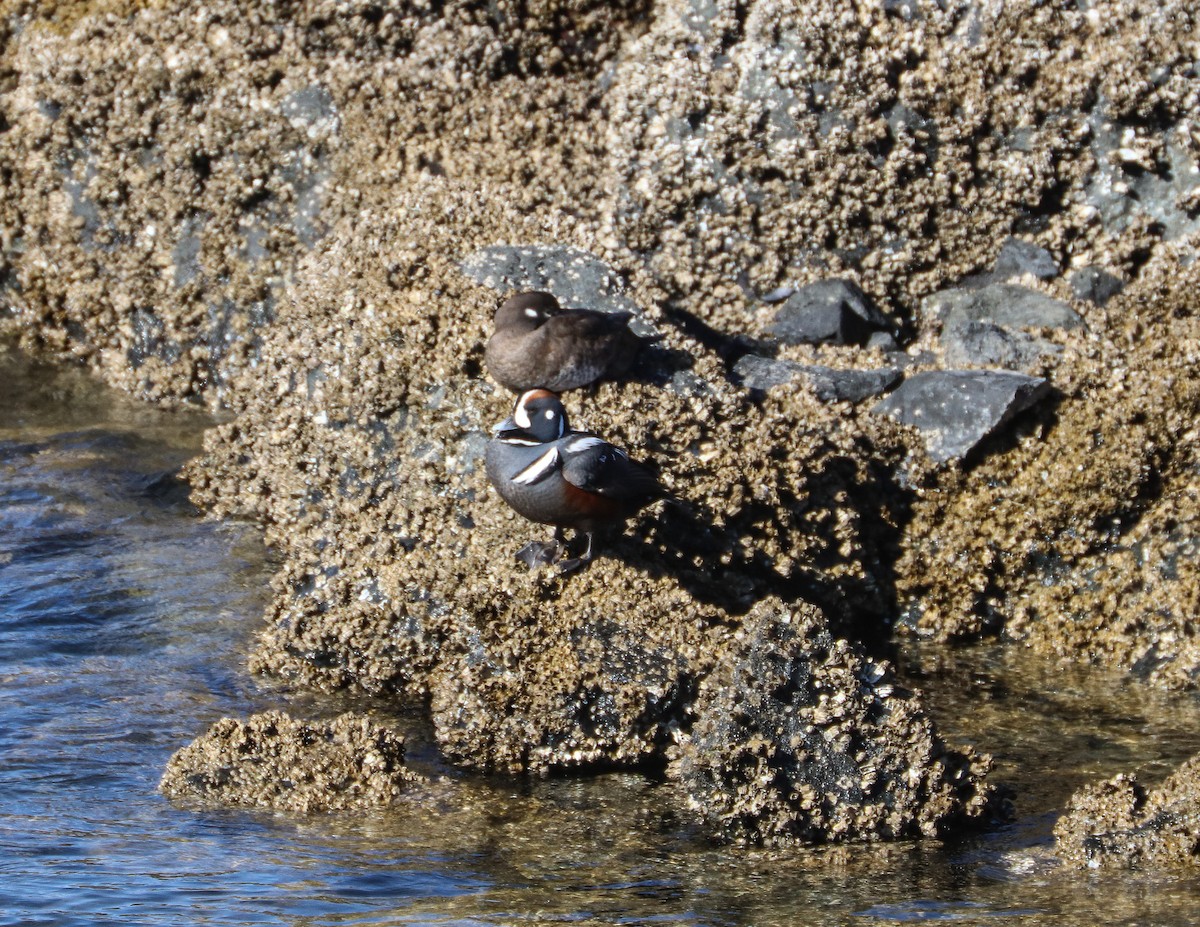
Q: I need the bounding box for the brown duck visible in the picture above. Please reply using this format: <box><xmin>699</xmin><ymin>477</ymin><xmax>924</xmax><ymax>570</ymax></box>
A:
<box><xmin>484</xmin><ymin>291</ymin><xmax>644</xmax><ymax>393</ymax></box>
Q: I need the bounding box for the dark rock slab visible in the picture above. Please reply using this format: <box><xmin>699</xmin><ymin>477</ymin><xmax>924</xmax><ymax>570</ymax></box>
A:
<box><xmin>1055</xmin><ymin>753</ymin><xmax>1200</xmax><ymax>869</ymax></box>
<box><xmin>678</xmin><ymin>601</ymin><xmax>996</xmax><ymax>845</ymax></box>
<box><xmin>924</xmin><ymin>283</ymin><xmax>1084</xmax><ymax>333</ymax></box>
<box><xmin>160</xmin><ymin>711</ymin><xmax>426</xmax><ymax>812</ymax></box>
<box><xmin>941</xmin><ymin>320</ymin><xmax>1061</xmax><ymax>372</ymax></box>
<box><xmin>866</xmin><ymin>330</ymin><xmax>901</xmax><ymax>352</ymax></box>
<box><xmin>871</xmin><ymin>369</ymin><xmax>1052</xmax><ymax>463</ymax></box>
<box><xmin>1082</xmin><ymin>112</ymin><xmax>1200</xmax><ymax>242</ymax></box>
<box><xmin>795</xmin><ymin>364</ymin><xmax>901</xmax><ymax>404</ymax></box>
<box><xmin>991</xmin><ymin>237</ymin><xmax>1059</xmax><ymax>281</ymax></box>
<box><xmin>1069</xmin><ymin>266</ymin><xmax>1126</xmax><ymax>306</ymax></box>
<box><xmin>768</xmin><ymin>279</ymin><xmax>891</xmax><ymax>346</ymax></box>
<box><xmin>460</xmin><ymin>244</ymin><xmax>656</xmax><ymax>336</ymax></box>
<box><xmin>733</xmin><ymin>354</ymin><xmax>901</xmax><ymax>402</ymax></box>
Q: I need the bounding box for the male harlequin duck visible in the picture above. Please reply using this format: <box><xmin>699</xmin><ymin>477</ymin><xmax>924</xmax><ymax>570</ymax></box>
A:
<box><xmin>484</xmin><ymin>291</ymin><xmax>644</xmax><ymax>393</ymax></box>
<box><xmin>485</xmin><ymin>389</ymin><xmax>667</xmax><ymax>570</ymax></box>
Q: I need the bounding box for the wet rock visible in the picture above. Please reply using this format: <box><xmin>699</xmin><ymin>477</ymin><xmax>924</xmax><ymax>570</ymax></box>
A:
<box><xmin>679</xmin><ymin>601</ymin><xmax>996</xmax><ymax>845</ymax></box>
<box><xmin>768</xmin><ymin>280</ymin><xmax>891</xmax><ymax>346</ymax></box>
<box><xmin>924</xmin><ymin>284</ymin><xmax>1084</xmax><ymax>334</ymax></box>
<box><xmin>1069</xmin><ymin>266</ymin><xmax>1126</xmax><ymax>306</ymax></box>
<box><xmin>428</xmin><ymin>601</ymin><xmax>712</xmax><ymax>775</ymax></box>
<box><xmin>160</xmin><ymin>711</ymin><xmax>426</xmax><ymax>812</ymax></box>
<box><xmin>733</xmin><ymin>354</ymin><xmax>901</xmax><ymax>402</ymax></box>
<box><xmin>940</xmin><ymin>320</ymin><xmax>1061</xmax><ymax>372</ymax></box>
<box><xmin>1055</xmin><ymin>753</ymin><xmax>1200</xmax><ymax>868</ymax></box>
<box><xmin>872</xmin><ymin>370</ymin><xmax>1052</xmax><ymax>464</ymax></box>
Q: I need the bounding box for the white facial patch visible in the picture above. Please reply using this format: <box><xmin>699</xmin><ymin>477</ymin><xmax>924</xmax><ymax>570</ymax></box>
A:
<box><xmin>525</xmin><ymin>308</ymin><xmax>540</xmax><ymax>318</ymax></box>
<box><xmin>513</xmin><ymin>398</ymin><xmax>533</xmax><ymax>429</ymax></box>
<box><xmin>512</xmin><ymin>447</ymin><xmax>561</xmax><ymax>485</ymax></box>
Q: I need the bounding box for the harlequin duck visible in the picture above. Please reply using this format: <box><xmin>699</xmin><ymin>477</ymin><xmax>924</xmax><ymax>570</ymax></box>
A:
<box><xmin>484</xmin><ymin>291</ymin><xmax>644</xmax><ymax>393</ymax></box>
<box><xmin>486</xmin><ymin>389</ymin><xmax>667</xmax><ymax>570</ymax></box>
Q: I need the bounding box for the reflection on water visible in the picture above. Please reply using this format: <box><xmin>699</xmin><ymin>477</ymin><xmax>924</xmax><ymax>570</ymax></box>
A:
<box><xmin>1</xmin><ymin>344</ymin><xmax>1199</xmax><ymax>926</ymax></box>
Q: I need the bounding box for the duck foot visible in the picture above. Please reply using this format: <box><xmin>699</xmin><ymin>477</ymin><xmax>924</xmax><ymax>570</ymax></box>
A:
<box><xmin>555</xmin><ymin>530</ymin><xmax>596</xmax><ymax>574</ymax></box>
<box><xmin>555</xmin><ymin>556</ymin><xmax>586</xmax><ymax>575</ymax></box>
<box><xmin>515</xmin><ymin>539</ymin><xmax>561</xmax><ymax>570</ymax></box>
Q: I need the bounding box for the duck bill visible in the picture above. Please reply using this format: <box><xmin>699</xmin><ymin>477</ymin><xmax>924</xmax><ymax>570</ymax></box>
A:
<box><xmin>493</xmin><ymin>417</ymin><xmax>539</xmax><ymax>444</ymax></box>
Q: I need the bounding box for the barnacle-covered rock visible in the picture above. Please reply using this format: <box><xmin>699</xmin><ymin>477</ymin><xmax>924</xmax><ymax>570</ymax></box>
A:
<box><xmin>678</xmin><ymin>601</ymin><xmax>995</xmax><ymax>844</ymax></box>
<box><xmin>160</xmin><ymin>711</ymin><xmax>425</xmax><ymax>812</ymax></box>
<box><xmin>4</xmin><ymin>0</ymin><xmax>1200</xmax><ymax>857</ymax></box>
<box><xmin>1055</xmin><ymin>754</ymin><xmax>1200</xmax><ymax>869</ymax></box>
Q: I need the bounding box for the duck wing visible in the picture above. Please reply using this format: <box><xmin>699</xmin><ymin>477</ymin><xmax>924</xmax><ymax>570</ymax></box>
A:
<box><xmin>544</xmin><ymin>310</ymin><xmax>634</xmax><ymax>338</ymax></box>
<box><xmin>561</xmin><ymin>435</ymin><xmax>664</xmax><ymax>501</ymax></box>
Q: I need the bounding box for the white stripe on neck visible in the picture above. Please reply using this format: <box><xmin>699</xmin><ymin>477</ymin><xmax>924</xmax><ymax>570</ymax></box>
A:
<box><xmin>512</xmin><ymin>447</ymin><xmax>561</xmax><ymax>485</ymax></box>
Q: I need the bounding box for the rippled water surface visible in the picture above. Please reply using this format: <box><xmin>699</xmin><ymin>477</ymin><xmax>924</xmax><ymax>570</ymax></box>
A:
<box><xmin>2</xmin><ymin>346</ymin><xmax>1200</xmax><ymax>926</ymax></box>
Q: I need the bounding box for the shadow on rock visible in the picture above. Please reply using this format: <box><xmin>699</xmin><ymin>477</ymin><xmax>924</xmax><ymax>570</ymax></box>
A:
<box><xmin>596</xmin><ymin>449</ymin><xmax>916</xmax><ymax>649</ymax></box>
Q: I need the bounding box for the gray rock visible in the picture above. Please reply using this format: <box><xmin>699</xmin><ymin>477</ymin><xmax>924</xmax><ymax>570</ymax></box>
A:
<box><xmin>173</xmin><ymin>216</ymin><xmax>205</xmax><ymax>288</ymax></box>
<box><xmin>871</xmin><ymin>369</ymin><xmax>1052</xmax><ymax>463</ymax></box>
<box><xmin>669</xmin><ymin>367</ymin><xmax>714</xmax><ymax>397</ymax></box>
<box><xmin>1069</xmin><ymin>266</ymin><xmax>1125</xmax><ymax>306</ymax></box>
<box><xmin>281</xmin><ymin>85</ymin><xmax>337</xmax><ymax>128</ymax></box>
<box><xmin>732</xmin><ymin>354</ymin><xmax>801</xmax><ymax>390</ymax></box>
<box><xmin>739</xmin><ymin>51</ymin><xmax>806</xmax><ymax>157</ymax></box>
<box><xmin>866</xmin><ymin>330</ymin><xmax>901</xmax><ymax>352</ymax></box>
<box><xmin>991</xmin><ymin>237</ymin><xmax>1058</xmax><ymax>281</ymax></box>
<box><xmin>802</xmin><ymin>365</ymin><xmax>903</xmax><ymax>403</ymax></box>
<box><xmin>1082</xmin><ymin>110</ymin><xmax>1200</xmax><ymax>242</ymax></box>
<box><xmin>924</xmin><ymin>283</ymin><xmax>1084</xmax><ymax>332</ymax></box>
<box><xmin>881</xmin><ymin>0</ymin><xmax>924</xmax><ymax>22</ymax></box>
<box><xmin>941</xmin><ymin>320</ymin><xmax>1061</xmax><ymax>372</ymax></box>
<box><xmin>734</xmin><ymin>354</ymin><xmax>900</xmax><ymax>402</ymax></box>
<box><xmin>758</xmin><ymin>284</ymin><xmax>796</xmax><ymax>303</ymax></box>
<box><xmin>729</xmin><ymin>353</ymin><xmax>796</xmax><ymax>389</ymax></box>
<box><xmin>769</xmin><ymin>279</ymin><xmax>890</xmax><ymax>346</ymax></box>
<box><xmin>460</xmin><ymin>244</ymin><xmax>656</xmax><ymax>337</ymax></box>
<box><xmin>883</xmin><ymin>104</ymin><xmax>938</xmax><ymax>166</ymax></box>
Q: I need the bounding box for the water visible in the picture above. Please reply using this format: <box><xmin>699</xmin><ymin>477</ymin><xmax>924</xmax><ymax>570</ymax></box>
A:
<box><xmin>2</xmin><ymin>345</ymin><xmax>1200</xmax><ymax>926</ymax></box>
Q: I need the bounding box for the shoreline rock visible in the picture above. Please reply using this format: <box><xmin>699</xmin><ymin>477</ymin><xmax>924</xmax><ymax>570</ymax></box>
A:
<box><xmin>1</xmin><ymin>0</ymin><xmax>1199</xmax><ymax>853</ymax></box>
<box><xmin>1055</xmin><ymin>754</ymin><xmax>1200</xmax><ymax>869</ymax></box>
<box><xmin>679</xmin><ymin>602</ymin><xmax>995</xmax><ymax>845</ymax></box>
<box><xmin>160</xmin><ymin>711</ymin><xmax>427</xmax><ymax>813</ymax></box>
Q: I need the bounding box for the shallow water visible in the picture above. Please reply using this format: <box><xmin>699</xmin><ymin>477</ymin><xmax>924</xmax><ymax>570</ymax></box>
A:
<box><xmin>2</xmin><ymin>346</ymin><xmax>1199</xmax><ymax>926</ymax></box>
